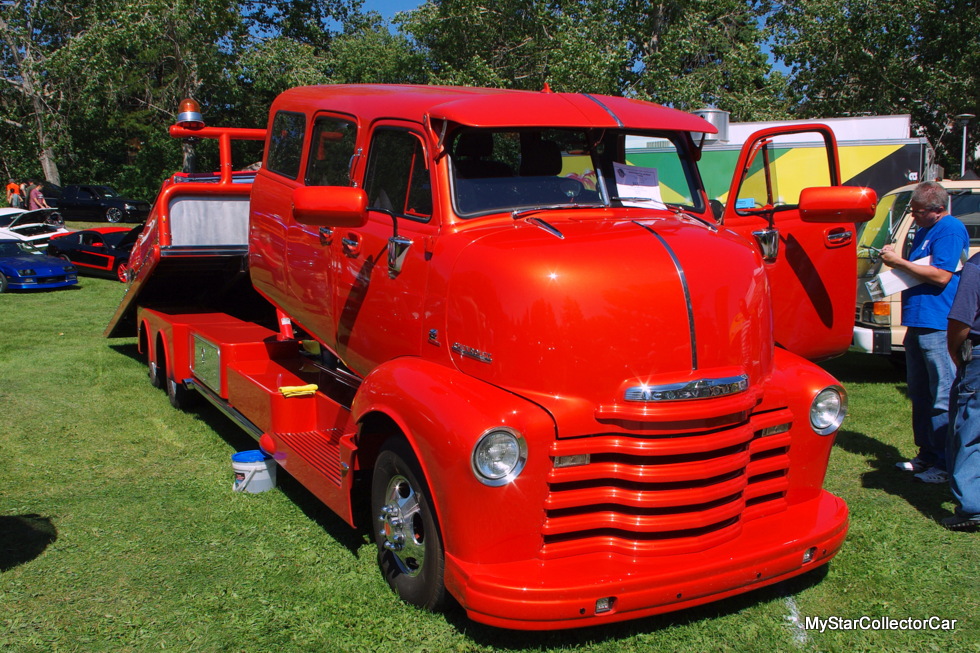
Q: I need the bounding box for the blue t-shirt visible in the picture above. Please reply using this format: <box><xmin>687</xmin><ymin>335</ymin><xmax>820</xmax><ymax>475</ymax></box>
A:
<box><xmin>901</xmin><ymin>214</ymin><xmax>969</xmax><ymax>329</ymax></box>
<box><xmin>948</xmin><ymin>253</ymin><xmax>980</xmax><ymax>333</ymax></box>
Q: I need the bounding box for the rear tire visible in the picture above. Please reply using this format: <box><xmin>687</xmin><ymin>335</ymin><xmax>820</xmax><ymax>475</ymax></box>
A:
<box><xmin>371</xmin><ymin>438</ymin><xmax>447</xmax><ymax>611</ymax></box>
<box><xmin>147</xmin><ymin>358</ymin><xmax>164</xmax><ymax>389</ymax></box>
<box><xmin>166</xmin><ymin>375</ymin><xmax>196</xmax><ymax>410</ymax></box>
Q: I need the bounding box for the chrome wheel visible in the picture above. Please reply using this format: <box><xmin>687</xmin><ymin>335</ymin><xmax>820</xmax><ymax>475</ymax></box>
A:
<box><xmin>106</xmin><ymin>207</ymin><xmax>123</xmax><ymax>223</ymax></box>
<box><xmin>378</xmin><ymin>474</ymin><xmax>426</xmax><ymax>577</ymax></box>
<box><xmin>371</xmin><ymin>439</ymin><xmax>446</xmax><ymax>610</ymax></box>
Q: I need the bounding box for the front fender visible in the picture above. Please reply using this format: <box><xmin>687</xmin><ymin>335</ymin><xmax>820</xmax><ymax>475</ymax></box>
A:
<box><xmin>352</xmin><ymin>357</ymin><xmax>557</xmax><ymax>565</ymax></box>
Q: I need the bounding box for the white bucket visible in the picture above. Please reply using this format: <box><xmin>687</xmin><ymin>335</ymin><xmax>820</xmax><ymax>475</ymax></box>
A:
<box><xmin>231</xmin><ymin>450</ymin><xmax>277</xmax><ymax>493</ymax></box>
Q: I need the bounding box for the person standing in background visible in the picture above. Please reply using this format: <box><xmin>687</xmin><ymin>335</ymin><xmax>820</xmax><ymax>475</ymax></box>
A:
<box><xmin>5</xmin><ymin>178</ymin><xmax>19</xmax><ymax>206</ymax></box>
<box><xmin>942</xmin><ymin>251</ymin><xmax>980</xmax><ymax>530</ymax></box>
<box><xmin>881</xmin><ymin>181</ymin><xmax>969</xmax><ymax>484</ymax></box>
<box><xmin>27</xmin><ymin>179</ymin><xmax>50</xmax><ymax>210</ymax></box>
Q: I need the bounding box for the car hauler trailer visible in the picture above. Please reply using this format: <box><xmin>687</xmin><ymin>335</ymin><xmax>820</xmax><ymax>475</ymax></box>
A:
<box><xmin>106</xmin><ymin>85</ymin><xmax>875</xmax><ymax>630</ymax></box>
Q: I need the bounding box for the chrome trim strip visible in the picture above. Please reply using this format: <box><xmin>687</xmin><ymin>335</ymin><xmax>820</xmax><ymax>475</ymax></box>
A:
<box><xmin>186</xmin><ymin>379</ymin><xmax>264</xmax><ymax>439</ymax></box>
<box><xmin>581</xmin><ymin>94</ymin><xmax>624</xmax><ymax>128</ymax></box>
<box><xmin>626</xmin><ymin>374</ymin><xmax>749</xmax><ymax>402</ymax></box>
<box><xmin>633</xmin><ymin>221</ymin><xmax>697</xmax><ymax>370</ymax></box>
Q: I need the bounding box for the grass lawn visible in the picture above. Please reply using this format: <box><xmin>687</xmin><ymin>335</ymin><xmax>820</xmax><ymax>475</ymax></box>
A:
<box><xmin>1</xmin><ymin>271</ymin><xmax>978</xmax><ymax>652</ymax></box>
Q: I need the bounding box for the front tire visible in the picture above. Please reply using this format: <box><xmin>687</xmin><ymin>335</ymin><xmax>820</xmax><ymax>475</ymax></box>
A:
<box><xmin>115</xmin><ymin>261</ymin><xmax>128</xmax><ymax>283</ymax></box>
<box><xmin>372</xmin><ymin>438</ymin><xmax>447</xmax><ymax>611</ymax></box>
<box><xmin>106</xmin><ymin>207</ymin><xmax>123</xmax><ymax>223</ymax></box>
<box><xmin>0</xmin><ymin>273</ymin><xmax>8</xmax><ymax>293</ymax></box>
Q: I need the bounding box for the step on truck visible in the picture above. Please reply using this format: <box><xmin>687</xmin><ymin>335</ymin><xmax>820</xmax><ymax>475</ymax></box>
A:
<box><xmin>106</xmin><ymin>85</ymin><xmax>876</xmax><ymax>630</ymax></box>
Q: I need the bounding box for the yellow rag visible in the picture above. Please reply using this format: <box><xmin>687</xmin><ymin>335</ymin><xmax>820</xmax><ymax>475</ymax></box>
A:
<box><xmin>279</xmin><ymin>384</ymin><xmax>318</xmax><ymax>398</ymax></box>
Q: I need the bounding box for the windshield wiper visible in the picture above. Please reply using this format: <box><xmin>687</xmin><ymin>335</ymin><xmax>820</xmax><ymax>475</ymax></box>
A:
<box><xmin>510</xmin><ymin>203</ymin><xmax>607</xmax><ymax>220</ymax></box>
<box><xmin>609</xmin><ymin>196</ymin><xmax>669</xmax><ymax>210</ymax></box>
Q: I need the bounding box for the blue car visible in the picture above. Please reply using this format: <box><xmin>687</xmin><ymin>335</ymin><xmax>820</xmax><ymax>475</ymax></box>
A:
<box><xmin>0</xmin><ymin>238</ymin><xmax>78</xmax><ymax>292</ymax></box>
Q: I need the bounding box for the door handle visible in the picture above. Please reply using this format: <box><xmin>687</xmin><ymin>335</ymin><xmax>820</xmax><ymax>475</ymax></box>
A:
<box><xmin>825</xmin><ymin>227</ymin><xmax>853</xmax><ymax>248</ymax></box>
<box><xmin>318</xmin><ymin>226</ymin><xmax>333</xmax><ymax>246</ymax></box>
<box><xmin>342</xmin><ymin>232</ymin><xmax>361</xmax><ymax>257</ymax></box>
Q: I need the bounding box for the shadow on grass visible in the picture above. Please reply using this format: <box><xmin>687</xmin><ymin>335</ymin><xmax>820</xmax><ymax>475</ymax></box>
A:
<box><xmin>110</xmin><ymin>341</ymin><xmax>371</xmax><ymax>557</ymax></box>
<box><xmin>0</xmin><ymin>514</ymin><xmax>57</xmax><ymax>571</ymax></box>
<box><xmin>108</xmin><ymin>342</ymin><xmax>142</xmax><ymax>364</ymax></box>
<box><xmin>189</xmin><ymin>400</ymin><xmax>369</xmax><ymax>557</ymax></box>
<box><xmin>441</xmin><ymin>565</ymin><xmax>830</xmax><ymax>646</ymax></box>
<box><xmin>821</xmin><ymin>354</ymin><xmax>950</xmax><ymax>520</ymax></box>
<box><xmin>834</xmin><ymin>428</ymin><xmax>951</xmax><ymax>521</ymax></box>
<box><xmin>818</xmin><ymin>351</ymin><xmax>907</xmax><ymax>385</ymax></box>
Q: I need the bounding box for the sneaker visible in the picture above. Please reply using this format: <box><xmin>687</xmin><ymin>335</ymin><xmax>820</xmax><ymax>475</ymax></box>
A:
<box><xmin>913</xmin><ymin>467</ymin><xmax>949</xmax><ymax>483</ymax></box>
<box><xmin>896</xmin><ymin>456</ymin><xmax>929</xmax><ymax>473</ymax></box>
<box><xmin>941</xmin><ymin>514</ymin><xmax>980</xmax><ymax>531</ymax></box>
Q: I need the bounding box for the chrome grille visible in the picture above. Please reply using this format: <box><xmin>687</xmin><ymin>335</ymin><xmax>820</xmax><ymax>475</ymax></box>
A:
<box><xmin>543</xmin><ymin>408</ymin><xmax>793</xmax><ymax>558</ymax></box>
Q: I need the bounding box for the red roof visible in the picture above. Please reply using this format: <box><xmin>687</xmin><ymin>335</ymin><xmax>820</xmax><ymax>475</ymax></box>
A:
<box><xmin>271</xmin><ymin>85</ymin><xmax>716</xmax><ymax>134</ymax></box>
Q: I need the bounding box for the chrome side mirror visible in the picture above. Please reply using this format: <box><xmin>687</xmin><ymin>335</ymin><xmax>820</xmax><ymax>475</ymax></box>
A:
<box><xmin>753</xmin><ymin>227</ymin><xmax>779</xmax><ymax>262</ymax></box>
<box><xmin>388</xmin><ymin>236</ymin><xmax>413</xmax><ymax>278</ymax></box>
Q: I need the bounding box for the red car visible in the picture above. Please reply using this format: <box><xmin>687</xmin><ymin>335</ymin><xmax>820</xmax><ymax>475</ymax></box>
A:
<box><xmin>47</xmin><ymin>226</ymin><xmax>141</xmax><ymax>282</ymax></box>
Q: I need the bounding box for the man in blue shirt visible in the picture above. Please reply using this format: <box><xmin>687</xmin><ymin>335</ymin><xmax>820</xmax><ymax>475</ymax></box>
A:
<box><xmin>944</xmin><ymin>252</ymin><xmax>980</xmax><ymax>529</ymax></box>
<box><xmin>881</xmin><ymin>181</ymin><xmax>969</xmax><ymax>483</ymax></box>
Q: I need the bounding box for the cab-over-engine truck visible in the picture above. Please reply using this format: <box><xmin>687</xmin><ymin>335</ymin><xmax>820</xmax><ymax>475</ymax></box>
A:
<box><xmin>106</xmin><ymin>85</ymin><xmax>876</xmax><ymax>630</ymax></box>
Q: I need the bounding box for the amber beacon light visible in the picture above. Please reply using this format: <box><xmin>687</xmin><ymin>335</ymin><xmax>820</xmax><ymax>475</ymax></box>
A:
<box><xmin>176</xmin><ymin>98</ymin><xmax>205</xmax><ymax>130</ymax></box>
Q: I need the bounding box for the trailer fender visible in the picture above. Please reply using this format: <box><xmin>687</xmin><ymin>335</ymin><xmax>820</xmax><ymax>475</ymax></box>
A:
<box><xmin>352</xmin><ymin>357</ymin><xmax>557</xmax><ymax>566</ymax></box>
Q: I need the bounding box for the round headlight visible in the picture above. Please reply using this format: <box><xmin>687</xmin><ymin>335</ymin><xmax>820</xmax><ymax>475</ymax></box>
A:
<box><xmin>810</xmin><ymin>385</ymin><xmax>847</xmax><ymax>435</ymax></box>
<box><xmin>471</xmin><ymin>427</ymin><xmax>527</xmax><ymax>486</ymax></box>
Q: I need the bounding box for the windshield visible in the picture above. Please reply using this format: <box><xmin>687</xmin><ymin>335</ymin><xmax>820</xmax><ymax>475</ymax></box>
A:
<box><xmin>856</xmin><ymin>190</ymin><xmax>911</xmax><ymax>277</ymax></box>
<box><xmin>448</xmin><ymin>128</ymin><xmax>702</xmax><ymax>217</ymax></box>
<box><xmin>0</xmin><ymin>241</ymin><xmax>42</xmax><ymax>257</ymax></box>
<box><xmin>102</xmin><ymin>229</ymin><xmax>139</xmax><ymax>248</ymax></box>
<box><xmin>0</xmin><ymin>213</ymin><xmax>22</xmax><ymax>228</ymax></box>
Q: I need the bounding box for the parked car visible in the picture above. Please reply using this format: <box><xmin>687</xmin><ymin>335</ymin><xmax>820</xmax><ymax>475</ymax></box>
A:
<box><xmin>0</xmin><ymin>208</ymin><xmax>71</xmax><ymax>247</ymax></box>
<box><xmin>37</xmin><ymin>182</ymin><xmax>62</xmax><ymax>208</ymax></box>
<box><xmin>0</xmin><ymin>238</ymin><xmax>78</xmax><ymax>292</ymax></box>
<box><xmin>46</xmin><ymin>225</ymin><xmax>142</xmax><ymax>282</ymax></box>
<box><xmin>56</xmin><ymin>185</ymin><xmax>151</xmax><ymax>223</ymax></box>
<box><xmin>853</xmin><ymin>179</ymin><xmax>980</xmax><ymax>360</ymax></box>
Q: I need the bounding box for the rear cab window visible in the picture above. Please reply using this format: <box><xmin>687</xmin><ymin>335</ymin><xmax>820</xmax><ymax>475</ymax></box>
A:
<box><xmin>305</xmin><ymin>115</ymin><xmax>358</xmax><ymax>187</ymax></box>
<box><xmin>266</xmin><ymin>111</ymin><xmax>306</xmax><ymax>179</ymax></box>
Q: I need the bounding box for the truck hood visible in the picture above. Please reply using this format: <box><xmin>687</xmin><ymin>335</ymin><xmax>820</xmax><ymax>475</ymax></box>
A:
<box><xmin>446</xmin><ymin>215</ymin><xmax>773</xmax><ymax>435</ymax></box>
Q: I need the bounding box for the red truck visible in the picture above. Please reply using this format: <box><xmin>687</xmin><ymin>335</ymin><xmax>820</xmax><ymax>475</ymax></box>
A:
<box><xmin>106</xmin><ymin>85</ymin><xmax>875</xmax><ymax>630</ymax></box>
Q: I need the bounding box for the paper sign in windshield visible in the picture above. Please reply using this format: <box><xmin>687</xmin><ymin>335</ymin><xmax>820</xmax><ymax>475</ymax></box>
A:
<box><xmin>613</xmin><ymin>162</ymin><xmax>666</xmax><ymax>209</ymax></box>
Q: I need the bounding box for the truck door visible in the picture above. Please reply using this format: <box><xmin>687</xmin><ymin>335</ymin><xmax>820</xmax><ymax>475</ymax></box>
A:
<box><xmin>285</xmin><ymin>113</ymin><xmax>359</xmax><ymax>350</ymax></box>
<box><xmin>333</xmin><ymin>122</ymin><xmax>437</xmax><ymax>375</ymax></box>
<box><xmin>721</xmin><ymin>125</ymin><xmax>864</xmax><ymax>361</ymax></box>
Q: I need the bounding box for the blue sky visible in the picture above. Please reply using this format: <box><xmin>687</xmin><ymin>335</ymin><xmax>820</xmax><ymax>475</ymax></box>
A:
<box><xmin>363</xmin><ymin>0</ymin><xmax>420</xmax><ymax>20</ymax></box>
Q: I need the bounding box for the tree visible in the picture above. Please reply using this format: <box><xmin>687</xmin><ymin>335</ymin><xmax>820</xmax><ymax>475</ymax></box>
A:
<box><xmin>0</xmin><ymin>0</ymin><xmax>97</xmax><ymax>185</ymax></box>
<box><xmin>764</xmin><ymin>0</ymin><xmax>980</xmax><ymax>174</ymax></box>
<box><xmin>627</xmin><ymin>0</ymin><xmax>789</xmax><ymax>120</ymax></box>
<box><xmin>398</xmin><ymin>0</ymin><xmax>786</xmax><ymax>120</ymax></box>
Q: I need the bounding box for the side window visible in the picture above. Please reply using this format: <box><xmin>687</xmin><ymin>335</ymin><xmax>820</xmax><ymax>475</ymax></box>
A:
<box><xmin>305</xmin><ymin>116</ymin><xmax>357</xmax><ymax>187</ymax></box>
<box><xmin>363</xmin><ymin>128</ymin><xmax>432</xmax><ymax>221</ymax></box>
<box><xmin>734</xmin><ymin>134</ymin><xmax>834</xmax><ymax>214</ymax></box>
<box><xmin>79</xmin><ymin>188</ymin><xmax>94</xmax><ymax>200</ymax></box>
<box><xmin>266</xmin><ymin>111</ymin><xmax>306</xmax><ymax>179</ymax></box>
